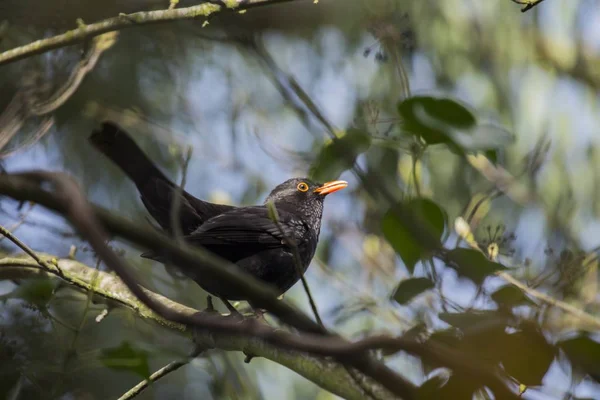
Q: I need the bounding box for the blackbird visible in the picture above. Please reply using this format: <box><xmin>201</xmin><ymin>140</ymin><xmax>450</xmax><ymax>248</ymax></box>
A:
<box><xmin>89</xmin><ymin>122</ymin><xmax>347</xmax><ymax>303</ymax></box>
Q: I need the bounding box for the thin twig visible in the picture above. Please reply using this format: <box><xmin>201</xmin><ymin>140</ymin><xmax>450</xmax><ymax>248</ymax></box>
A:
<box><xmin>0</xmin><ymin>223</ymin><xmax>61</xmax><ymax>275</ymax></box>
<box><xmin>266</xmin><ymin>201</ymin><xmax>324</xmax><ymax>327</ymax></box>
<box><xmin>497</xmin><ymin>271</ymin><xmax>600</xmax><ymax>330</ymax></box>
<box><xmin>28</xmin><ymin>32</ymin><xmax>118</xmax><ymax>116</ymax></box>
<box><xmin>411</xmin><ymin>152</ymin><xmax>421</xmax><ymax>197</ymax></box>
<box><xmin>0</xmin><ymin>202</ymin><xmax>35</xmax><ymax>241</ymax></box>
<box><xmin>117</xmin><ymin>347</ymin><xmax>203</xmax><ymax>400</ymax></box>
<box><xmin>169</xmin><ymin>146</ymin><xmax>193</xmax><ymax>243</ymax></box>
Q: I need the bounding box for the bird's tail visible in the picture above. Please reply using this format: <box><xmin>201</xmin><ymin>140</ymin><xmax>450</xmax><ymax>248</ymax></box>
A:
<box><xmin>89</xmin><ymin>122</ymin><xmax>171</xmax><ymax>190</ymax></box>
<box><xmin>90</xmin><ymin>121</ymin><xmax>209</xmax><ymax>235</ymax></box>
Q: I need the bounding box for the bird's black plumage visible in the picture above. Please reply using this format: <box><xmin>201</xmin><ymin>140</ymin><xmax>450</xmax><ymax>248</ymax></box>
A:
<box><xmin>89</xmin><ymin>122</ymin><xmax>347</xmax><ymax>301</ymax></box>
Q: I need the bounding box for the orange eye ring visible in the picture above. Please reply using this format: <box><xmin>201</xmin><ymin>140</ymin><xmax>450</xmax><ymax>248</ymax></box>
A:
<box><xmin>297</xmin><ymin>182</ymin><xmax>309</xmax><ymax>192</ymax></box>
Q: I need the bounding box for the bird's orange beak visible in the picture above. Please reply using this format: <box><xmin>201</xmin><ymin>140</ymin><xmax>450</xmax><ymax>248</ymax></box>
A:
<box><xmin>314</xmin><ymin>180</ymin><xmax>348</xmax><ymax>195</ymax></box>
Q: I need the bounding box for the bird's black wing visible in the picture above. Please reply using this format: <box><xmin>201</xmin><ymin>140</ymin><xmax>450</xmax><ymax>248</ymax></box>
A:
<box><xmin>186</xmin><ymin>206</ymin><xmax>306</xmax><ymax>262</ymax></box>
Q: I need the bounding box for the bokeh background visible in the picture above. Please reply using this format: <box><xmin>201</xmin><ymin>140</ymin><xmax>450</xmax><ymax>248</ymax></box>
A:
<box><xmin>2</xmin><ymin>0</ymin><xmax>600</xmax><ymax>399</ymax></box>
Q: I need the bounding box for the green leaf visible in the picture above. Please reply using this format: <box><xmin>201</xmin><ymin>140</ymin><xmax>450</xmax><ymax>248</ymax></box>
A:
<box><xmin>445</xmin><ymin>248</ymin><xmax>506</xmax><ymax>285</ymax></box>
<box><xmin>392</xmin><ymin>277</ymin><xmax>435</xmax><ymax>305</ymax></box>
<box><xmin>413</xmin><ymin>198</ymin><xmax>447</xmax><ymax>240</ymax></box>
<box><xmin>416</xmin><ymin>375</ymin><xmax>447</xmax><ymax>399</ymax></box>
<box><xmin>99</xmin><ymin>342</ymin><xmax>150</xmax><ymax>379</ymax></box>
<box><xmin>501</xmin><ymin>325</ymin><xmax>555</xmax><ymax>386</ymax></box>
<box><xmin>485</xmin><ymin>149</ymin><xmax>498</xmax><ymax>165</ymax></box>
<box><xmin>558</xmin><ymin>335</ymin><xmax>600</xmax><ymax>383</ymax></box>
<box><xmin>382</xmin><ymin>208</ymin><xmax>420</xmax><ymax>273</ymax></box>
<box><xmin>417</xmin><ymin>372</ymin><xmax>478</xmax><ymax>400</ymax></box>
<box><xmin>309</xmin><ymin>129</ymin><xmax>370</xmax><ymax>182</ymax></box>
<box><xmin>491</xmin><ymin>285</ymin><xmax>534</xmax><ymax>309</ymax></box>
<box><xmin>458</xmin><ymin>320</ymin><xmax>510</xmax><ymax>365</ymax></box>
<box><xmin>423</xmin><ymin>322</ymin><xmax>508</xmax><ymax>374</ymax></box>
<box><xmin>398</xmin><ymin>96</ymin><xmax>475</xmax><ymax>150</ymax></box>
<box><xmin>382</xmin><ymin>198</ymin><xmax>446</xmax><ymax>274</ymax></box>
<box><xmin>436</xmin><ymin>375</ymin><xmax>479</xmax><ymax>400</ymax></box>
<box><xmin>421</xmin><ymin>329</ymin><xmax>463</xmax><ymax>374</ymax></box>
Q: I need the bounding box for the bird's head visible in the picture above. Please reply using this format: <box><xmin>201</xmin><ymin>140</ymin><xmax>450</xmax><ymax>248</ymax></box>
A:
<box><xmin>264</xmin><ymin>177</ymin><xmax>348</xmax><ymax>228</ymax></box>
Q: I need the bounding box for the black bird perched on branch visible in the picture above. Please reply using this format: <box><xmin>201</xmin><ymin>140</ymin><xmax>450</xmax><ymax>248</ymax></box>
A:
<box><xmin>89</xmin><ymin>122</ymin><xmax>347</xmax><ymax>306</ymax></box>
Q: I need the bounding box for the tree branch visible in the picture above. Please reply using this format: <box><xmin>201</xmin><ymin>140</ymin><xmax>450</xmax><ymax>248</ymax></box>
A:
<box><xmin>0</xmin><ymin>0</ymin><xmax>299</xmax><ymax>66</ymax></box>
<box><xmin>0</xmin><ymin>253</ymin><xmax>397</xmax><ymax>400</ymax></box>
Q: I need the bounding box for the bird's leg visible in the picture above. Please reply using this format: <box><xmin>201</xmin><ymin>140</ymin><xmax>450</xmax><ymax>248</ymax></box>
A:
<box><xmin>219</xmin><ymin>297</ymin><xmax>241</xmax><ymax>316</ymax></box>
<box><xmin>205</xmin><ymin>295</ymin><xmax>216</xmax><ymax>313</ymax></box>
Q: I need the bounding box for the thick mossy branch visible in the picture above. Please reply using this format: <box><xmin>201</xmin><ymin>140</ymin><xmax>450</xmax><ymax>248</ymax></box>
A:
<box><xmin>0</xmin><ymin>253</ymin><xmax>397</xmax><ymax>400</ymax></box>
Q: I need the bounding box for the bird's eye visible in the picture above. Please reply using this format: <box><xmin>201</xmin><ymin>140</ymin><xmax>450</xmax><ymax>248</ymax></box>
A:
<box><xmin>297</xmin><ymin>182</ymin><xmax>309</xmax><ymax>192</ymax></box>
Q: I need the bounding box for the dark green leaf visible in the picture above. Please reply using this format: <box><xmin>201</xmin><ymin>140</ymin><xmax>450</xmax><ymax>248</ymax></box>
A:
<box><xmin>458</xmin><ymin>320</ymin><xmax>510</xmax><ymax>365</ymax></box>
<box><xmin>445</xmin><ymin>248</ymin><xmax>506</xmax><ymax>285</ymax></box>
<box><xmin>416</xmin><ymin>373</ymin><xmax>480</xmax><ymax>400</ymax></box>
<box><xmin>416</xmin><ymin>374</ymin><xmax>447</xmax><ymax>399</ymax></box>
<box><xmin>382</xmin><ymin>198</ymin><xmax>446</xmax><ymax>274</ymax></box>
<box><xmin>398</xmin><ymin>96</ymin><xmax>475</xmax><ymax>150</ymax></box>
<box><xmin>558</xmin><ymin>335</ymin><xmax>600</xmax><ymax>383</ymax></box>
<box><xmin>421</xmin><ymin>329</ymin><xmax>463</xmax><ymax>374</ymax></box>
<box><xmin>412</xmin><ymin>198</ymin><xmax>447</xmax><ymax>240</ymax></box>
<box><xmin>501</xmin><ymin>325</ymin><xmax>555</xmax><ymax>386</ymax></box>
<box><xmin>437</xmin><ymin>375</ymin><xmax>479</xmax><ymax>400</ymax></box>
<box><xmin>392</xmin><ymin>277</ymin><xmax>435</xmax><ymax>305</ymax></box>
<box><xmin>485</xmin><ymin>149</ymin><xmax>498</xmax><ymax>164</ymax></box>
<box><xmin>99</xmin><ymin>342</ymin><xmax>150</xmax><ymax>379</ymax></box>
<box><xmin>422</xmin><ymin>323</ymin><xmax>509</xmax><ymax>374</ymax></box>
<box><xmin>309</xmin><ymin>129</ymin><xmax>370</xmax><ymax>182</ymax></box>
<box><xmin>382</xmin><ymin>208</ymin><xmax>420</xmax><ymax>273</ymax></box>
<box><xmin>491</xmin><ymin>285</ymin><xmax>534</xmax><ymax>308</ymax></box>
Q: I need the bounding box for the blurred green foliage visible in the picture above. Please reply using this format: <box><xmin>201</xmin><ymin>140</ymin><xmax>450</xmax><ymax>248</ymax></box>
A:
<box><xmin>2</xmin><ymin>0</ymin><xmax>600</xmax><ymax>399</ymax></box>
